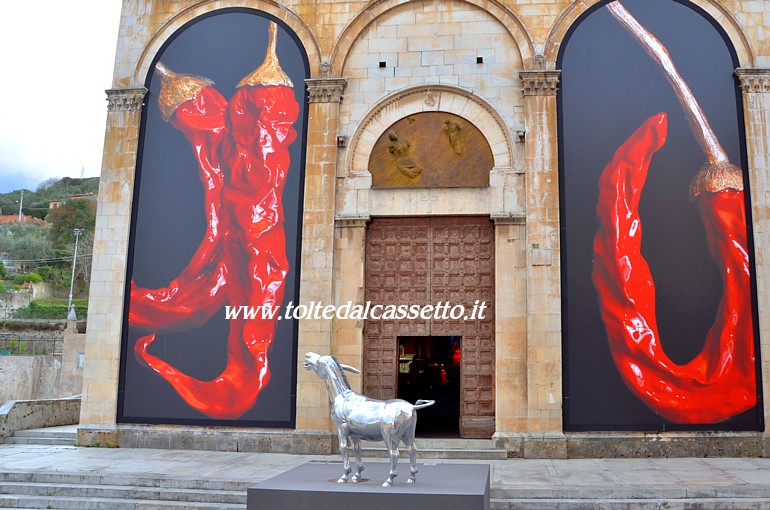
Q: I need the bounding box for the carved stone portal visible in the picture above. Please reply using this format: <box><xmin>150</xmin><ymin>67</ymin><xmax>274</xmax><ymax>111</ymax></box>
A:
<box><xmin>364</xmin><ymin>217</ymin><xmax>496</xmax><ymax>438</ymax></box>
<box><xmin>368</xmin><ymin>112</ymin><xmax>493</xmax><ymax>188</ymax></box>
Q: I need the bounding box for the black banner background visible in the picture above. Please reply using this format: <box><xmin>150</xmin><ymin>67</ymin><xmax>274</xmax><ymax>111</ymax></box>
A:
<box><xmin>558</xmin><ymin>0</ymin><xmax>762</xmax><ymax>430</ymax></box>
<box><xmin>118</xmin><ymin>10</ymin><xmax>308</xmax><ymax>426</ymax></box>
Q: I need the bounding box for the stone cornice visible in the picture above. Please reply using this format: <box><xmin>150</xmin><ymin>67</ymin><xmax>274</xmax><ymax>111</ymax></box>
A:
<box><xmin>519</xmin><ymin>70</ymin><xmax>561</xmax><ymax>97</ymax></box>
<box><xmin>335</xmin><ymin>216</ymin><xmax>370</xmax><ymax>229</ymax></box>
<box><xmin>348</xmin><ymin>84</ymin><xmax>514</xmax><ymax>172</ymax></box>
<box><xmin>735</xmin><ymin>68</ymin><xmax>770</xmax><ymax>93</ymax></box>
<box><xmin>491</xmin><ymin>213</ymin><xmax>526</xmax><ymax>225</ymax></box>
<box><xmin>305</xmin><ymin>78</ymin><xmax>347</xmax><ymax>103</ymax></box>
<box><xmin>105</xmin><ymin>88</ymin><xmax>148</xmax><ymax>112</ymax></box>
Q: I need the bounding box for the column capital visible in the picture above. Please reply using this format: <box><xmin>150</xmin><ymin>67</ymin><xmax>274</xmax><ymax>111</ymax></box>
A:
<box><xmin>105</xmin><ymin>88</ymin><xmax>148</xmax><ymax>112</ymax></box>
<box><xmin>305</xmin><ymin>78</ymin><xmax>347</xmax><ymax>103</ymax></box>
<box><xmin>519</xmin><ymin>70</ymin><xmax>561</xmax><ymax>97</ymax></box>
<box><xmin>735</xmin><ymin>68</ymin><xmax>770</xmax><ymax>93</ymax></box>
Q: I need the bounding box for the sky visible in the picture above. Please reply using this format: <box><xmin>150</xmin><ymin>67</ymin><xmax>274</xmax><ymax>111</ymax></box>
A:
<box><xmin>0</xmin><ymin>1</ymin><xmax>123</xmax><ymax>194</ymax></box>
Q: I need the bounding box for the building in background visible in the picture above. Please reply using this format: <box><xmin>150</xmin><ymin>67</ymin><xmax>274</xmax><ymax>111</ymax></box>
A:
<box><xmin>80</xmin><ymin>0</ymin><xmax>770</xmax><ymax>457</ymax></box>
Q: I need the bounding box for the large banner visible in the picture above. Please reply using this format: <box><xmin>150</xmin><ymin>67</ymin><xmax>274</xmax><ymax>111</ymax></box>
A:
<box><xmin>118</xmin><ymin>10</ymin><xmax>308</xmax><ymax>426</ymax></box>
<box><xmin>559</xmin><ymin>0</ymin><xmax>763</xmax><ymax>430</ymax></box>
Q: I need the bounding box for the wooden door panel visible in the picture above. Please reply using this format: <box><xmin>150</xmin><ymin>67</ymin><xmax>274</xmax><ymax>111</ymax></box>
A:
<box><xmin>364</xmin><ymin>217</ymin><xmax>495</xmax><ymax>437</ymax></box>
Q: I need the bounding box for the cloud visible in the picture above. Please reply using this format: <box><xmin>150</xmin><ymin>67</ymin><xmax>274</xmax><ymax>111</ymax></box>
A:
<box><xmin>0</xmin><ymin>172</ymin><xmax>37</xmax><ymax>195</ymax></box>
<box><xmin>0</xmin><ymin>0</ymin><xmax>122</xmax><ymax>193</ymax></box>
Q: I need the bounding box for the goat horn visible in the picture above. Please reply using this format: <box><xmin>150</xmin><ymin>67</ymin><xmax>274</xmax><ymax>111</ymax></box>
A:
<box><xmin>339</xmin><ymin>363</ymin><xmax>361</xmax><ymax>374</ymax></box>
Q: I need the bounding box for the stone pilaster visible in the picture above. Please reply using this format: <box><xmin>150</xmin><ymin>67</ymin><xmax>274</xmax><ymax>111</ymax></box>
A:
<box><xmin>331</xmin><ymin>216</ymin><xmax>369</xmax><ymax>394</ymax></box>
<box><xmin>79</xmin><ymin>87</ymin><xmax>147</xmax><ymax>428</ymax></box>
<box><xmin>735</xmin><ymin>68</ymin><xmax>770</xmax><ymax>455</ymax></box>
<box><xmin>492</xmin><ymin>214</ymin><xmax>528</xmax><ymax>440</ymax></box>
<box><xmin>519</xmin><ymin>70</ymin><xmax>564</xmax><ymax>437</ymax></box>
<box><xmin>295</xmin><ymin>77</ymin><xmax>347</xmax><ymax>432</ymax></box>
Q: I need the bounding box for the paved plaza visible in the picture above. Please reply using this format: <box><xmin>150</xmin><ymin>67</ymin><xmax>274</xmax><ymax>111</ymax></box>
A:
<box><xmin>1</xmin><ymin>428</ymin><xmax>769</xmax><ymax>509</ymax></box>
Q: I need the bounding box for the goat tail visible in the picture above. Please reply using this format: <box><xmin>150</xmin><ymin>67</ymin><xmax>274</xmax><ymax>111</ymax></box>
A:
<box><xmin>414</xmin><ymin>399</ymin><xmax>436</xmax><ymax>410</ymax></box>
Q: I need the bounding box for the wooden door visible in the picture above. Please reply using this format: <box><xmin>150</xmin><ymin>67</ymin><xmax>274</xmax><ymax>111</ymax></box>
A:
<box><xmin>364</xmin><ymin>217</ymin><xmax>495</xmax><ymax>438</ymax></box>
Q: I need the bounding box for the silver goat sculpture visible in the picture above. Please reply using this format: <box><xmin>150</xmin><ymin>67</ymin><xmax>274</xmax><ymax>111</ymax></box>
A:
<box><xmin>303</xmin><ymin>352</ymin><xmax>435</xmax><ymax>487</ymax></box>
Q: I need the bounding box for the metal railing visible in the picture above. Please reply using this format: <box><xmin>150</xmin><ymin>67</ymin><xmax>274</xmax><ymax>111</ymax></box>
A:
<box><xmin>0</xmin><ymin>334</ymin><xmax>63</xmax><ymax>357</ymax></box>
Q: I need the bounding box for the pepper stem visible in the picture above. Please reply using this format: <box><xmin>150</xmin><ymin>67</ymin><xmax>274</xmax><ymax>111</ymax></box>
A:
<box><xmin>237</xmin><ymin>22</ymin><xmax>293</xmax><ymax>88</ymax></box>
<box><xmin>606</xmin><ymin>1</ymin><xmax>727</xmax><ymax>165</ymax></box>
<box><xmin>606</xmin><ymin>1</ymin><xmax>742</xmax><ymax>197</ymax></box>
<box><xmin>155</xmin><ymin>62</ymin><xmax>214</xmax><ymax>122</ymax></box>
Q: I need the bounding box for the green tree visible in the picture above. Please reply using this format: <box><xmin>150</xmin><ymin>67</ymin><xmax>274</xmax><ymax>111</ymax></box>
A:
<box><xmin>0</xmin><ymin>224</ymin><xmax>55</xmax><ymax>270</ymax></box>
<box><xmin>0</xmin><ymin>259</ymin><xmax>5</xmax><ymax>278</ymax></box>
<box><xmin>46</xmin><ymin>199</ymin><xmax>97</xmax><ymax>249</ymax></box>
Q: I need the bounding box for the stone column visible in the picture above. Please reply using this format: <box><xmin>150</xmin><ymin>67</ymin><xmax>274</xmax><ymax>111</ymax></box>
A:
<box><xmin>492</xmin><ymin>214</ymin><xmax>528</xmax><ymax>446</ymax></box>
<box><xmin>79</xmin><ymin>88</ymin><xmax>146</xmax><ymax>439</ymax></box>
<box><xmin>294</xmin><ymin>77</ymin><xmax>346</xmax><ymax>445</ymax></box>
<box><xmin>735</xmin><ymin>68</ymin><xmax>770</xmax><ymax>455</ymax></box>
<box><xmin>518</xmin><ymin>70</ymin><xmax>565</xmax><ymax>456</ymax></box>
<box><xmin>332</xmin><ymin>217</ymin><xmax>369</xmax><ymax>394</ymax></box>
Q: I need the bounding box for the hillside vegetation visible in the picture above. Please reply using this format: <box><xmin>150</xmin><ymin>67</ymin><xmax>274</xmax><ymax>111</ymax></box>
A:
<box><xmin>0</xmin><ymin>177</ymin><xmax>99</xmax><ymax>220</ymax></box>
<box><xmin>1</xmin><ymin>177</ymin><xmax>99</xmax><ymax>319</ymax></box>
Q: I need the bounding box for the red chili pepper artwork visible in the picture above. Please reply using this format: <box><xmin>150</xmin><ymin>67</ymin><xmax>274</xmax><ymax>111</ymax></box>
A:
<box><xmin>128</xmin><ymin>22</ymin><xmax>299</xmax><ymax>419</ymax></box>
<box><xmin>592</xmin><ymin>2</ymin><xmax>756</xmax><ymax>423</ymax></box>
<box><xmin>593</xmin><ymin>113</ymin><xmax>755</xmax><ymax>423</ymax></box>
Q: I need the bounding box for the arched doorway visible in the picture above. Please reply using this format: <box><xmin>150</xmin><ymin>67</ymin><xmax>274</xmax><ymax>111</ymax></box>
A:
<box><xmin>363</xmin><ymin>216</ymin><xmax>495</xmax><ymax>438</ymax></box>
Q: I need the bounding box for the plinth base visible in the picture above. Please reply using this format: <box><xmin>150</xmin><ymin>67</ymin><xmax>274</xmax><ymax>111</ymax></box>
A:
<box><xmin>247</xmin><ymin>461</ymin><xmax>490</xmax><ymax>510</ymax></box>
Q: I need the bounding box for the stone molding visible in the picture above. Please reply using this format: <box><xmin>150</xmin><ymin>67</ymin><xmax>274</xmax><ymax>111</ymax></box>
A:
<box><xmin>519</xmin><ymin>70</ymin><xmax>561</xmax><ymax>97</ymax></box>
<box><xmin>335</xmin><ymin>217</ymin><xmax>370</xmax><ymax>229</ymax></box>
<box><xmin>348</xmin><ymin>84</ymin><xmax>514</xmax><ymax>173</ymax></box>
<box><xmin>735</xmin><ymin>68</ymin><xmax>770</xmax><ymax>93</ymax></box>
<box><xmin>491</xmin><ymin>213</ymin><xmax>526</xmax><ymax>225</ymax></box>
<box><xmin>544</xmin><ymin>1</ymin><xmax>755</xmax><ymax>69</ymax></box>
<box><xmin>305</xmin><ymin>78</ymin><xmax>347</xmax><ymax>103</ymax></box>
<box><xmin>105</xmin><ymin>88</ymin><xmax>148</xmax><ymax>112</ymax></box>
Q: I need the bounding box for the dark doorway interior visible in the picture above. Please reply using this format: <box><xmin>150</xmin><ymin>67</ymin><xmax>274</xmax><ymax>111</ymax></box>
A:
<box><xmin>397</xmin><ymin>336</ymin><xmax>461</xmax><ymax>437</ymax></box>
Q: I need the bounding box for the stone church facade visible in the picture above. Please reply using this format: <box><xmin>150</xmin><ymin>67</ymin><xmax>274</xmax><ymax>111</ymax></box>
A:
<box><xmin>80</xmin><ymin>0</ymin><xmax>770</xmax><ymax>457</ymax></box>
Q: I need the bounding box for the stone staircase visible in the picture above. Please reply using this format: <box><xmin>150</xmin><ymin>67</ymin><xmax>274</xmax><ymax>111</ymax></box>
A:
<box><xmin>5</xmin><ymin>429</ymin><xmax>764</xmax><ymax>509</ymax></box>
<box><xmin>0</xmin><ymin>428</ymin><xmax>507</xmax><ymax>509</ymax></box>
<box><xmin>1</xmin><ymin>459</ymin><xmax>768</xmax><ymax>510</ymax></box>
<box><xmin>5</xmin><ymin>468</ymin><xmax>766</xmax><ymax>510</ymax></box>
<box><xmin>3</xmin><ymin>426</ymin><xmax>77</xmax><ymax>447</ymax></box>
<box><xmin>0</xmin><ymin>471</ymin><xmax>248</xmax><ymax>509</ymax></box>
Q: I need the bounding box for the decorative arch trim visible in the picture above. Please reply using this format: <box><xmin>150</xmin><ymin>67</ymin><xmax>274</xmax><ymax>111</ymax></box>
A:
<box><xmin>133</xmin><ymin>0</ymin><xmax>322</xmax><ymax>84</ymax></box>
<box><xmin>330</xmin><ymin>0</ymin><xmax>536</xmax><ymax>76</ymax></box>
<box><xmin>348</xmin><ymin>85</ymin><xmax>514</xmax><ymax>174</ymax></box>
<box><xmin>543</xmin><ymin>0</ymin><xmax>755</xmax><ymax>69</ymax></box>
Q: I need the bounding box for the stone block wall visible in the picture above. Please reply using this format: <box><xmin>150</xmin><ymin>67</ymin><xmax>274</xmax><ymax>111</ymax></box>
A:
<box><xmin>80</xmin><ymin>0</ymin><xmax>770</xmax><ymax>456</ymax></box>
<box><xmin>0</xmin><ymin>319</ymin><xmax>84</xmax><ymax>403</ymax></box>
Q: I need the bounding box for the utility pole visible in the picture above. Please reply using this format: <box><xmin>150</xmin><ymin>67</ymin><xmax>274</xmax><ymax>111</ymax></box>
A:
<box><xmin>67</xmin><ymin>228</ymin><xmax>84</xmax><ymax>317</ymax></box>
<box><xmin>17</xmin><ymin>190</ymin><xmax>23</xmax><ymax>222</ymax></box>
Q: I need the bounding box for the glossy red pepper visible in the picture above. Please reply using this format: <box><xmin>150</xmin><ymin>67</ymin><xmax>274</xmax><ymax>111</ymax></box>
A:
<box><xmin>129</xmin><ymin>83</ymin><xmax>229</xmax><ymax>332</ymax></box>
<box><xmin>592</xmin><ymin>113</ymin><xmax>756</xmax><ymax>423</ymax></box>
<box><xmin>128</xmin><ymin>23</ymin><xmax>298</xmax><ymax>419</ymax></box>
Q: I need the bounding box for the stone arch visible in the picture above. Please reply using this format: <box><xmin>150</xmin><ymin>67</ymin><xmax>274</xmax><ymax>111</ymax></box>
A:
<box><xmin>133</xmin><ymin>0</ymin><xmax>322</xmax><ymax>84</ymax></box>
<box><xmin>348</xmin><ymin>84</ymin><xmax>514</xmax><ymax>174</ymax></box>
<box><xmin>329</xmin><ymin>0</ymin><xmax>536</xmax><ymax>76</ymax></box>
<box><xmin>544</xmin><ymin>0</ymin><xmax>755</xmax><ymax>69</ymax></box>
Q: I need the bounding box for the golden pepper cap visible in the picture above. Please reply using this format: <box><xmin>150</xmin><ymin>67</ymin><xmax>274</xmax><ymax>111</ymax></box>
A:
<box><xmin>689</xmin><ymin>161</ymin><xmax>744</xmax><ymax>199</ymax></box>
<box><xmin>237</xmin><ymin>22</ymin><xmax>293</xmax><ymax>88</ymax></box>
<box><xmin>155</xmin><ymin>62</ymin><xmax>214</xmax><ymax>122</ymax></box>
